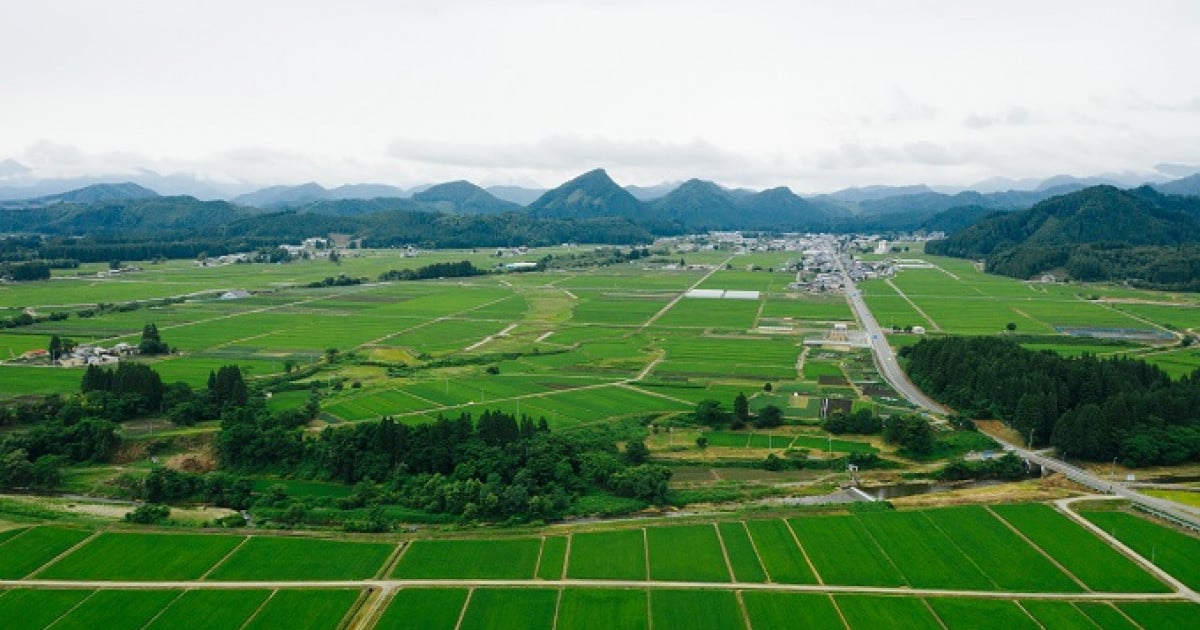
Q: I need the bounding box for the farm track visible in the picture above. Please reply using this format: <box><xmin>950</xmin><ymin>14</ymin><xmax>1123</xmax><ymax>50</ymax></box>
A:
<box><xmin>0</xmin><ymin>577</ymin><xmax>1192</xmax><ymax>602</ymax></box>
<box><xmin>884</xmin><ymin>279</ymin><xmax>941</xmax><ymax>331</ymax></box>
<box><xmin>636</xmin><ymin>257</ymin><xmax>733</xmax><ymax>331</ymax></box>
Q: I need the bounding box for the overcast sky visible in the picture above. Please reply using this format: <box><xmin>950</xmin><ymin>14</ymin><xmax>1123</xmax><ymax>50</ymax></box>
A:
<box><xmin>2</xmin><ymin>0</ymin><xmax>1199</xmax><ymax>192</ymax></box>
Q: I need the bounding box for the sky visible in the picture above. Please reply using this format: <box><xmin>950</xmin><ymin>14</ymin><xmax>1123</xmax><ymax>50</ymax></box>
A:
<box><xmin>2</xmin><ymin>0</ymin><xmax>1199</xmax><ymax>192</ymax></box>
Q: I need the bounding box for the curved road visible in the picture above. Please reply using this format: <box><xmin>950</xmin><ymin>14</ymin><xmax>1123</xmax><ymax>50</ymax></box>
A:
<box><xmin>836</xmin><ymin>251</ymin><xmax>1200</xmax><ymax>531</ymax></box>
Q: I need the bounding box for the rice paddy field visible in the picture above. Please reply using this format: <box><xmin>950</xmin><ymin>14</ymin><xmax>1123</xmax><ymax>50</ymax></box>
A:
<box><xmin>4</xmin><ymin>246</ymin><xmax>1200</xmax><ymax>627</ymax></box>
<box><xmin>0</xmin><ymin>502</ymin><xmax>1196</xmax><ymax>628</ymax></box>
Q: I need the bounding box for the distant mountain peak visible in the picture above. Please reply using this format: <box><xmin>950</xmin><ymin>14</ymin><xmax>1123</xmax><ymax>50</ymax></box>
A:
<box><xmin>528</xmin><ymin>169</ymin><xmax>643</xmax><ymax>219</ymax></box>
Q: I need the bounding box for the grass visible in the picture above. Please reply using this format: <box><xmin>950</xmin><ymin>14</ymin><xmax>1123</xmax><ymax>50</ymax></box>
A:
<box><xmin>922</xmin><ymin>505</ymin><xmax>1082</xmax><ymax>592</ymax></box>
<box><xmin>49</xmin><ymin>589</ymin><xmax>179</xmax><ymax>630</ymax></box>
<box><xmin>991</xmin><ymin>503</ymin><xmax>1169</xmax><ymax>593</ymax></box>
<box><xmin>39</xmin><ymin>532</ymin><xmax>244</xmax><ymax>580</ymax></box>
<box><xmin>716</xmin><ymin>522</ymin><xmax>767</xmax><ymax>583</ymax></box>
<box><xmin>646</xmin><ymin>524</ymin><xmax>730</xmax><ymax>582</ymax></box>
<box><xmin>393</xmin><ymin>538</ymin><xmax>541</xmax><ymax>580</ymax></box>
<box><xmin>375</xmin><ymin>588</ymin><xmax>468</xmax><ymax>630</ymax></box>
<box><xmin>1081</xmin><ymin>509</ymin><xmax>1200</xmax><ymax>590</ymax></box>
<box><xmin>743</xmin><ymin>519</ymin><xmax>816</xmax><ymax>584</ymax></box>
<box><xmin>207</xmin><ymin>536</ymin><xmax>393</xmax><ymax>581</ymax></box>
<box><xmin>834</xmin><ymin>594</ymin><xmax>943</xmax><ymax>630</ymax></box>
<box><xmin>536</xmin><ymin>536</ymin><xmax>568</xmax><ymax>580</ymax></box>
<box><xmin>741</xmin><ymin>592</ymin><xmax>844</xmax><ymax>629</ymax></box>
<box><xmin>556</xmin><ymin>589</ymin><xmax>648</xmax><ymax>630</ymax></box>
<box><xmin>566</xmin><ymin>530</ymin><xmax>646</xmax><ymax>581</ymax></box>
<box><xmin>855</xmin><ymin>511</ymin><xmax>995</xmax><ymax>591</ymax></box>
<box><xmin>458</xmin><ymin>588</ymin><xmax>558</xmax><ymax>630</ymax></box>
<box><xmin>0</xmin><ymin>589</ymin><xmax>92</xmax><ymax>630</ymax></box>
<box><xmin>0</xmin><ymin>527</ymin><xmax>91</xmax><ymax>579</ymax></box>
<box><xmin>242</xmin><ymin>589</ymin><xmax>362</xmax><ymax>630</ymax></box>
<box><xmin>1020</xmin><ymin>600</ymin><xmax>1111</xmax><ymax>630</ymax></box>
<box><xmin>650</xmin><ymin>589</ymin><xmax>745</xmax><ymax>630</ymax></box>
<box><xmin>787</xmin><ymin>514</ymin><xmax>906</xmax><ymax>587</ymax></box>
<box><xmin>144</xmin><ymin>589</ymin><xmax>271</xmax><ymax>630</ymax></box>
<box><xmin>926</xmin><ymin>598</ymin><xmax>1040</xmax><ymax>629</ymax></box>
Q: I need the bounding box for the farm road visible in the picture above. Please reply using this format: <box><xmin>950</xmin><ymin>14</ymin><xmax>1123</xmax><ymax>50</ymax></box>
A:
<box><xmin>637</xmin><ymin>255</ymin><xmax>734</xmax><ymax>330</ymax></box>
<box><xmin>2</xmin><ymin>577</ymin><xmax>1191</xmax><ymax>602</ymax></box>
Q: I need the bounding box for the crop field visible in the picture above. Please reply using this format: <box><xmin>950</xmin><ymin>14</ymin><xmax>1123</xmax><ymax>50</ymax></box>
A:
<box><xmin>926</xmin><ymin>597</ymin><xmax>1040</xmax><ymax>630</ymax></box>
<box><xmin>143</xmin><ymin>589</ymin><xmax>272</xmax><ymax>630</ymax></box>
<box><xmin>651</xmin><ymin>297</ymin><xmax>762</xmax><ymax>330</ymax></box>
<box><xmin>759</xmin><ymin>295</ymin><xmax>853</xmax><ymax>322</ymax></box>
<box><xmin>1</xmin><ymin>502</ymin><xmax>1197</xmax><ymax>629</ymax></box>
<box><xmin>854</xmin><ymin>510</ymin><xmax>995</xmax><ymax>590</ymax></box>
<box><xmin>646</xmin><ymin>524</ymin><xmax>730</xmax><ymax>582</ymax></box>
<box><xmin>787</xmin><ymin>515</ymin><xmax>905</xmax><ymax>586</ymax></box>
<box><xmin>566</xmin><ymin>530</ymin><xmax>647</xmax><ymax>581</ymax></box>
<box><xmin>376</xmin><ymin>588</ymin><xmax>468</xmax><ymax>630</ymax></box>
<box><xmin>393</xmin><ymin>538</ymin><xmax>541</xmax><ymax>579</ymax></box>
<box><xmin>458</xmin><ymin>588</ymin><xmax>559</xmax><ymax>630</ymax></box>
<box><xmin>206</xmin><ymin>536</ymin><xmax>394</xmax><ymax>580</ymax></box>
<box><xmin>741</xmin><ymin>592</ymin><xmax>844</xmax><ymax>629</ymax></box>
<box><xmin>37</xmin><ymin>532</ymin><xmax>244</xmax><ymax>580</ymax></box>
<box><xmin>0</xmin><ymin>527</ymin><xmax>91</xmax><ymax>579</ymax></box>
<box><xmin>49</xmin><ymin>589</ymin><xmax>179</xmax><ymax>630</ymax></box>
<box><xmin>991</xmin><ymin>503</ymin><xmax>1169</xmax><ymax>593</ymax></box>
<box><xmin>1081</xmin><ymin>509</ymin><xmax>1200</xmax><ymax>590</ymax></box>
<box><xmin>921</xmin><ymin>506</ymin><xmax>1083</xmax><ymax>592</ymax></box>
<box><xmin>651</xmin><ymin>589</ymin><xmax>744</xmax><ymax>630</ymax></box>
<box><xmin>743</xmin><ymin>519</ymin><xmax>816</xmax><ymax>584</ymax></box>
<box><xmin>537</xmin><ymin>536</ymin><xmax>568</xmax><ymax>580</ymax></box>
<box><xmin>556</xmin><ymin>589</ymin><xmax>647</xmax><ymax>630</ymax></box>
<box><xmin>242</xmin><ymin>589</ymin><xmax>362</xmax><ymax>630</ymax></box>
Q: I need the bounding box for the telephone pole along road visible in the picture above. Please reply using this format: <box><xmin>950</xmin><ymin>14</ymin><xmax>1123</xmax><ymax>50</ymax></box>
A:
<box><xmin>835</xmin><ymin>248</ymin><xmax>1200</xmax><ymax>531</ymax></box>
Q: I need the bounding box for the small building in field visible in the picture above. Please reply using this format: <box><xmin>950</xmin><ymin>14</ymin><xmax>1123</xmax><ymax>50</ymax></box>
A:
<box><xmin>912</xmin><ymin>325</ymin><xmax>926</xmax><ymax>335</ymax></box>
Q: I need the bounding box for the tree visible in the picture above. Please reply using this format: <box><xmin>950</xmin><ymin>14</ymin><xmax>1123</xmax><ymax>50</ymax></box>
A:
<box><xmin>138</xmin><ymin>323</ymin><xmax>170</xmax><ymax>355</ymax></box>
<box><xmin>883</xmin><ymin>415</ymin><xmax>934</xmax><ymax>456</ymax></box>
<box><xmin>763</xmin><ymin>382</ymin><xmax>773</xmax><ymax>392</ymax></box>
<box><xmin>695</xmin><ymin>436</ymin><xmax>709</xmax><ymax>450</ymax></box>
<box><xmin>624</xmin><ymin>440</ymin><xmax>650</xmax><ymax>465</ymax></box>
<box><xmin>755</xmin><ymin>405</ymin><xmax>785</xmax><ymax>428</ymax></box>
<box><xmin>733</xmin><ymin>393</ymin><xmax>750</xmax><ymax>426</ymax></box>
<box><xmin>1005</xmin><ymin>322</ymin><xmax>1017</xmax><ymax>332</ymax></box>
<box><xmin>694</xmin><ymin>399</ymin><xmax>729</xmax><ymax>428</ymax></box>
<box><xmin>48</xmin><ymin>335</ymin><xmax>63</xmax><ymax>361</ymax></box>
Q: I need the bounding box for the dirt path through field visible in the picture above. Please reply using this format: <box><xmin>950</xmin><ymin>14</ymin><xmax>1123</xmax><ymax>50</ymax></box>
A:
<box><xmin>884</xmin><ymin>279</ymin><xmax>941</xmax><ymax>331</ymax></box>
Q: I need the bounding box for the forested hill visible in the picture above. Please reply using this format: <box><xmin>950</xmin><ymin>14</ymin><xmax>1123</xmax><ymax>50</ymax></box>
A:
<box><xmin>528</xmin><ymin>169</ymin><xmax>645</xmax><ymax>220</ymax></box>
<box><xmin>926</xmin><ymin>186</ymin><xmax>1200</xmax><ymax>289</ymax></box>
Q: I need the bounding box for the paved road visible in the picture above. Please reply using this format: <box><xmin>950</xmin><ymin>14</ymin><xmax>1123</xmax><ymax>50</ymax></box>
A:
<box><xmin>835</xmin><ymin>249</ymin><xmax>1200</xmax><ymax>531</ymax></box>
<box><xmin>835</xmin><ymin>254</ymin><xmax>947</xmax><ymax>414</ymax></box>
